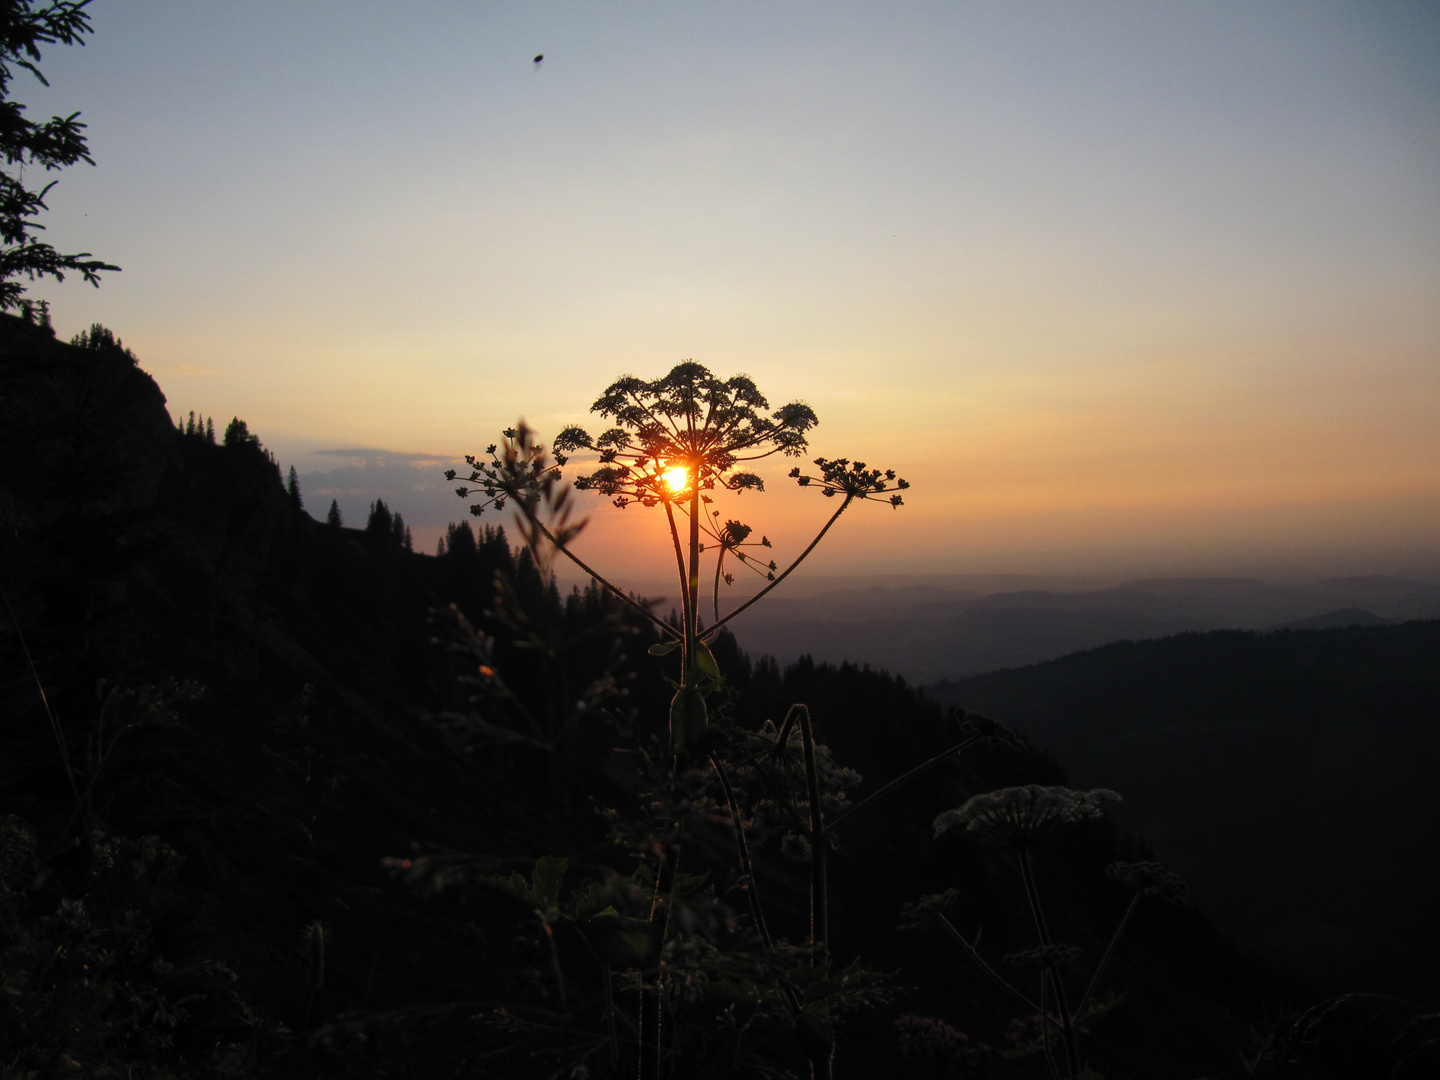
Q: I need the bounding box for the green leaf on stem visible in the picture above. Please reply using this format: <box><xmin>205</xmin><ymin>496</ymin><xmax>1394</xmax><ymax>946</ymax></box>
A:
<box><xmin>694</xmin><ymin>640</ymin><xmax>722</xmax><ymax>680</ymax></box>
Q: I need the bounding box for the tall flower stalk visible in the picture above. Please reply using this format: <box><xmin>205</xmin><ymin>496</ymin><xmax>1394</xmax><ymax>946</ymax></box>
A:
<box><xmin>449</xmin><ymin>362</ymin><xmax>907</xmax><ymax>1080</ymax></box>
<box><xmin>449</xmin><ymin>360</ymin><xmax>907</xmax><ymax>754</ymax></box>
<box><xmin>931</xmin><ymin>785</ymin><xmax>1124</xmax><ymax>1079</ymax></box>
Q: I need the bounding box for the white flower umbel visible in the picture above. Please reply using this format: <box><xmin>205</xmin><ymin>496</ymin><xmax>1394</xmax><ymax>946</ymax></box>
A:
<box><xmin>933</xmin><ymin>785</ymin><xmax>1121</xmax><ymax>848</ymax></box>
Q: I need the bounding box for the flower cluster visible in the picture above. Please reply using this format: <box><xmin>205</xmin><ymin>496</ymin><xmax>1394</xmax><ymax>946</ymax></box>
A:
<box><xmin>933</xmin><ymin>785</ymin><xmax>1121</xmax><ymax>847</ymax></box>
<box><xmin>1107</xmin><ymin>860</ymin><xmax>1187</xmax><ymax>904</ymax></box>
<box><xmin>553</xmin><ymin>362</ymin><xmax>818</xmax><ymax>509</ymax></box>
<box><xmin>897</xmin><ymin>888</ymin><xmax>960</xmax><ymax>931</ymax></box>
<box><xmin>1003</xmin><ymin>943</ymin><xmax>1083</xmax><ymax>968</ymax></box>
<box><xmin>788</xmin><ymin>456</ymin><xmax>909</xmax><ymax>507</ymax></box>
<box><xmin>955</xmin><ymin>708</ymin><xmax>1025</xmax><ymax>750</ymax></box>
<box><xmin>895</xmin><ymin>1015</ymin><xmax>989</xmax><ymax>1065</ymax></box>
<box><xmin>445</xmin><ymin>423</ymin><xmax>586</xmax><ymax>552</ymax></box>
<box><xmin>1007</xmin><ymin>1012</ymin><xmax>1085</xmax><ymax>1047</ymax></box>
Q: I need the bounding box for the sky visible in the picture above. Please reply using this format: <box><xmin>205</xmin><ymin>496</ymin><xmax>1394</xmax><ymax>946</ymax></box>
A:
<box><xmin>21</xmin><ymin>0</ymin><xmax>1440</xmax><ymax>585</ymax></box>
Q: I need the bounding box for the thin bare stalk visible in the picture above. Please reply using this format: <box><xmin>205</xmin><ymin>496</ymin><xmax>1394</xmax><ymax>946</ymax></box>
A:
<box><xmin>519</xmin><ymin>512</ymin><xmax>680</xmax><ymax>639</ymax></box>
<box><xmin>1018</xmin><ymin>847</ymin><xmax>1081</xmax><ymax>1078</ymax></box>
<box><xmin>704</xmin><ymin>496</ymin><xmax>853</xmax><ymax>637</ymax></box>
<box><xmin>826</xmin><ymin>735</ymin><xmax>982</xmax><ymax>834</ymax></box>
<box><xmin>711</xmin><ymin>548</ymin><xmax>726</xmax><ymax>625</ymax></box>
<box><xmin>1077</xmin><ymin>890</ymin><xmax>1142</xmax><ymax>1018</ymax></box>
<box><xmin>795</xmin><ymin>706</ymin><xmax>827</xmax><ymax>964</ymax></box>
<box><xmin>2</xmin><ymin>580</ymin><xmax>83</xmax><ymax>812</ymax></box>
<box><xmin>1038</xmin><ymin>970</ymin><xmax>1063</xmax><ymax>1080</ymax></box>
<box><xmin>663</xmin><ymin>500</ymin><xmax>692</xmax><ymax>658</ymax></box>
<box><xmin>934</xmin><ymin>914</ymin><xmax>1042</xmax><ymax>1013</ymax></box>
<box><xmin>685</xmin><ymin>484</ymin><xmax>701</xmax><ymax>683</ymax></box>
<box><xmin>708</xmin><ymin>752</ymin><xmax>803</xmax><ymax>1018</ymax></box>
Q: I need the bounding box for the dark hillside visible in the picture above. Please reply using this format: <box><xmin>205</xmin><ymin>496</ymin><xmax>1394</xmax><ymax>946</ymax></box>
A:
<box><xmin>928</xmin><ymin>621</ymin><xmax>1440</xmax><ymax>1003</ymax></box>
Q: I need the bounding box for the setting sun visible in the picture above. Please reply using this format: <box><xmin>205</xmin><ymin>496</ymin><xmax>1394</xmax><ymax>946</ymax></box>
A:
<box><xmin>663</xmin><ymin>464</ymin><xmax>689</xmax><ymax>493</ymax></box>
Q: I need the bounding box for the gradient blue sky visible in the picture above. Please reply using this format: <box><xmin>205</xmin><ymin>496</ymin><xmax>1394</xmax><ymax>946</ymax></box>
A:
<box><xmin>22</xmin><ymin>1</ymin><xmax>1440</xmax><ymax>580</ymax></box>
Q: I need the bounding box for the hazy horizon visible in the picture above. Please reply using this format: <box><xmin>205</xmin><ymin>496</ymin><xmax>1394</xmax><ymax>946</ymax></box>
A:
<box><xmin>21</xmin><ymin>0</ymin><xmax>1439</xmax><ymax>583</ymax></box>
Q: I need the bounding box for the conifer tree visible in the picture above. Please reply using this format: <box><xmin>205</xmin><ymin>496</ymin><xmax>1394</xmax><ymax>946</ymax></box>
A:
<box><xmin>205</xmin><ymin>417</ymin><xmax>215</xmax><ymax>444</ymax></box>
<box><xmin>185</xmin><ymin>411</ymin><xmax>196</xmax><ymax>437</ymax></box>
<box><xmin>445</xmin><ymin>521</ymin><xmax>477</xmax><ymax>560</ymax></box>
<box><xmin>326</xmin><ymin>499</ymin><xmax>342</xmax><ymax>527</ymax></box>
<box><xmin>365</xmin><ymin>499</ymin><xmax>392</xmax><ymax>537</ymax></box>
<box><xmin>286</xmin><ymin>466</ymin><xmax>303</xmax><ymax>511</ymax></box>
<box><xmin>69</xmin><ymin>322</ymin><xmax>135</xmax><ymax>362</ymax></box>
<box><xmin>0</xmin><ymin>0</ymin><xmax>120</xmax><ymax>307</ymax></box>
<box><xmin>223</xmin><ymin>417</ymin><xmax>252</xmax><ymax>448</ymax></box>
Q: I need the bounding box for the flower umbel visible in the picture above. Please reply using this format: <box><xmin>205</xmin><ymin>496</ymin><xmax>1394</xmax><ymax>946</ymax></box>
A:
<box><xmin>1106</xmin><ymin>860</ymin><xmax>1187</xmax><ymax>904</ymax></box>
<box><xmin>933</xmin><ymin>785</ymin><xmax>1121</xmax><ymax>847</ymax></box>
<box><xmin>789</xmin><ymin>456</ymin><xmax>909</xmax><ymax>507</ymax></box>
<box><xmin>554</xmin><ymin>361</ymin><xmax>819</xmax><ymax>508</ymax></box>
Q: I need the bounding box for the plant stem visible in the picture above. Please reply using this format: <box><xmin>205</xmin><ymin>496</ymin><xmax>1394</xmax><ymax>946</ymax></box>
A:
<box><xmin>712</xmin><ymin>548</ymin><xmax>726</xmax><ymax>625</ymax></box>
<box><xmin>1018</xmin><ymin>847</ymin><xmax>1081</xmax><ymax>1078</ymax></box>
<box><xmin>708</xmin><ymin>753</ymin><xmax>804</xmax><ymax>1018</ymax></box>
<box><xmin>1077</xmin><ymin>890</ymin><xmax>1142</xmax><ymax>1019</ymax></box>
<box><xmin>795</xmin><ymin>706</ymin><xmax>828</xmax><ymax>965</ymax></box>
<box><xmin>934</xmin><ymin>914</ymin><xmax>1042</xmax><ymax>1013</ymax></box>
<box><xmin>704</xmin><ymin>496</ymin><xmax>853</xmax><ymax>637</ymax></box>
<box><xmin>517</xmin><ymin>512</ymin><xmax>680</xmax><ymax>639</ymax></box>
<box><xmin>1038</xmin><ymin>969</ymin><xmax>1063</xmax><ymax>1080</ymax></box>
<box><xmin>2</xmin><ymin>580</ymin><xmax>83</xmax><ymax>813</ymax></box>
<box><xmin>826</xmin><ymin>735</ymin><xmax>981</xmax><ymax>834</ymax></box>
<box><xmin>663</xmin><ymin>500</ymin><xmax>691</xmax><ymax>668</ymax></box>
<box><xmin>686</xmin><ymin>483</ymin><xmax>701</xmax><ymax>684</ymax></box>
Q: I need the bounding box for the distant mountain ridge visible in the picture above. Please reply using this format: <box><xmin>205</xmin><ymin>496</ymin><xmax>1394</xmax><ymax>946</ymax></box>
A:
<box><xmin>727</xmin><ymin>574</ymin><xmax>1440</xmax><ymax>682</ymax></box>
<box><xmin>926</xmin><ymin>619</ymin><xmax>1440</xmax><ymax>1004</ymax></box>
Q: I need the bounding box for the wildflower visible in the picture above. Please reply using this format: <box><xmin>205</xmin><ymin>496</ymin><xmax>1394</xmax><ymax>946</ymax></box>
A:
<box><xmin>553</xmin><ymin>362</ymin><xmax>819</xmax><ymax>508</ymax></box>
<box><xmin>933</xmin><ymin>785</ymin><xmax>1121</xmax><ymax>847</ymax></box>
<box><xmin>1107</xmin><ymin>860</ymin><xmax>1186</xmax><ymax>903</ymax></box>
<box><xmin>955</xmin><ymin>708</ymin><xmax>1025</xmax><ymax>749</ymax></box>
<box><xmin>788</xmin><ymin>456</ymin><xmax>909</xmax><ymax>507</ymax></box>
<box><xmin>898</xmin><ymin>888</ymin><xmax>960</xmax><ymax>931</ymax></box>
<box><xmin>895</xmin><ymin>1015</ymin><xmax>988</xmax><ymax>1065</ymax></box>
<box><xmin>1004</xmin><ymin>943</ymin><xmax>1083</xmax><ymax>968</ymax></box>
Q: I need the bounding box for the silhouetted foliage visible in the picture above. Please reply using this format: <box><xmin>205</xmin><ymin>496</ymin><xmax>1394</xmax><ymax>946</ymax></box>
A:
<box><xmin>69</xmin><ymin>322</ymin><xmax>135</xmax><ymax>363</ymax></box>
<box><xmin>366</xmin><ymin>497</ymin><xmax>391</xmax><ymax>536</ymax></box>
<box><xmin>0</xmin><ymin>0</ymin><xmax>120</xmax><ymax>308</ymax></box>
<box><xmin>326</xmin><ymin>497</ymin><xmax>342</xmax><ymax>527</ymax></box>
<box><xmin>222</xmin><ymin>416</ymin><xmax>256</xmax><ymax>448</ymax></box>
<box><xmin>286</xmin><ymin>465</ymin><xmax>302</xmax><ymax>510</ymax></box>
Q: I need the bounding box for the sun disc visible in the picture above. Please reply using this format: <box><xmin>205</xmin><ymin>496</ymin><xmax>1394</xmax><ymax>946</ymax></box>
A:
<box><xmin>663</xmin><ymin>465</ymin><xmax>689</xmax><ymax>492</ymax></box>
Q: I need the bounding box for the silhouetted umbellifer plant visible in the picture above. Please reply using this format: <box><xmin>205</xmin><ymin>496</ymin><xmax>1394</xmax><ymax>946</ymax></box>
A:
<box><xmin>446</xmin><ymin>362</ymin><xmax>909</xmax><ymax>1079</ymax></box>
<box><xmin>906</xmin><ymin>786</ymin><xmax>1186</xmax><ymax>1079</ymax></box>
<box><xmin>449</xmin><ymin>360</ymin><xmax>908</xmax><ymax>756</ymax></box>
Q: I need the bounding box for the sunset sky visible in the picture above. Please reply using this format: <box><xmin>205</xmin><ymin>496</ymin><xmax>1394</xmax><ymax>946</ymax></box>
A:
<box><xmin>23</xmin><ymin>1</ymin><xmax>1440</xmax><ymax>583</ymax></box>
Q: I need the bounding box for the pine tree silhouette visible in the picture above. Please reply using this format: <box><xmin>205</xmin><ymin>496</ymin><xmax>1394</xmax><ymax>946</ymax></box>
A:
<box><xmin>366</xmin><ymin>499</ymin><xmax>393</xmax><ymax>538</ymax></box>
<box><xmin>286</xmin><ymin>467</ymin><xmax>303</xmax><ymax>511</ymax></box>
<box><xmin>223</xmin><ymin>417</ymin><xmax>253</xmax><ymax>448</ymax></box>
